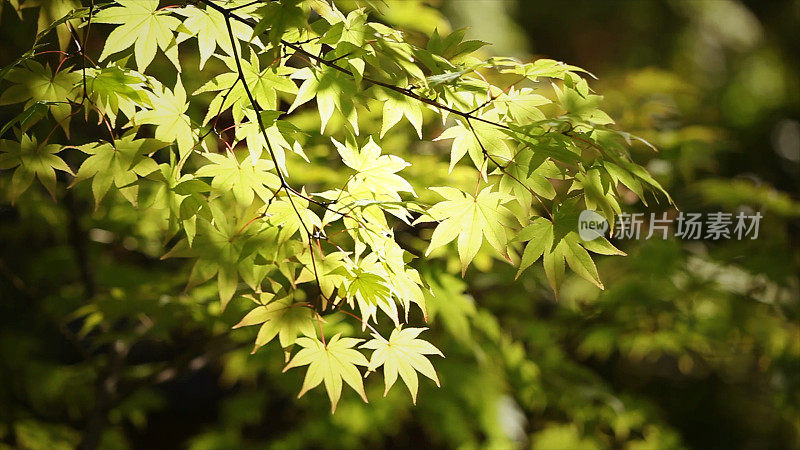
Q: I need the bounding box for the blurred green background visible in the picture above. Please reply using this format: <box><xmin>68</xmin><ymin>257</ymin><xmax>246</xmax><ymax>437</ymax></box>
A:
<box><xmin>1</xmin><ymin>0</ymin><xmax>798</xmax><ymax>449</ymax></box>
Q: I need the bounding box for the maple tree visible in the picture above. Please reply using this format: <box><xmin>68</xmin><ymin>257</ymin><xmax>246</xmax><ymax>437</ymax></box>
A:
<box><xmin>0</xmin><ymin>0</ymin><xmax>671</xmax><ymax>418</ymax></box>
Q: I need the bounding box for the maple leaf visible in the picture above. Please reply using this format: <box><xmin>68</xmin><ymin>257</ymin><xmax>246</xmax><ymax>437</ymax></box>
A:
<box><xmin>233</xmin><ymin>293</ymin><xmax>316</xmax><ymax>351</ymax></box>
<box><xmin>495</xmin><ymin>87</ymin><xmax>551</xmax><ymax>123</ymax></box>
<box><xmin>236</xmin><ymin>112</ymin><xmax>308</xmax><ymax>176</ymax></box>
<box><xmin>252</xmin><ymin>0</ymin><xmax>305</xmax><ymax>46</ymax></box>
<box><xmin>83</xmin><ymin>66</ymin><xmax>152</xmax><ymax>123</ymax></box>
<box><xmin>362</xmin><ymin>243</ymin><xmax>427</xmax><ymax>321</ymax></box>
<box><xmin>72</xmin><ymin>134</ymin><xmax>163</xmax><ymax>207</ymax></box>
<box><xmin>343</xmin><ymin>265</ymin><xmax>398</xmax><ymax>327</ymax></box>
<box><xmin>165</xmin><ymin>202</ymin><xmax>276</xmax><ymax>308</ymax></box>
<box><xmin>134</xmin><ymin>78</ymin><xmax>195</xmax><ymax>158</ymax></box>
<box><xmin>514</xmin><ymin>216</ymin><xmax>553</xmax><ymax>279</ymax></box>
<box><xmin>380</xmin><ymin>91</ymin><xmax>423</xmax><ymax>139</ymax></box>
<box><xmin>194</xmin><ymin>55</ymin><xmax>297</xmax><ymax>125</ymax></box>
<box><xmin>288</xmin><ymin>66</ymin><xmax>359</xmax><ymax>134</ymax></box>
<box><xmin>294</xmin><ymin>248</ymin><xmax>347</xmax><ymax>303</ymax></box>
<box><xmin>194</xmin><ymin>151</ymin><xmax>280</xmax><ymax>206</ymax></box>
<box><xmin>35</xmin><ymin>0</ymin><xmax>82</xmax><ymax>51</ymax></box>
<box><xmin>0</xmin><ymin>134</ymin><xmax>72</xmax><ymax>201</ymax></box>
<box><xmin>320</xmin><ymin>8</ymin><xmax>371</xmax><ymax>48</ymax></box>
<box><xmin>0</xmin><ymin>60</ymin><xmax>80</xmax><ymax>134</ymax></box>
<box><xmin>361</xmin><ymin>327</ymin><xmax>443</xmax><ymax>404</ymax></box>
<box><xmin>577</xmin><ymin>168</ymin><xmax>622</xmax><ymax>227</ymax></box>
<box><xmin>332</xmin><ymin>137</ymin><xmax>415</xmax><ymax>198</ymax></box>
<box><xmin>283</xmin><ymin>334</ymin><xmax>369</xmax><ymax>413</ymax></box>
<box><xmin>265</xmin><ymin>193</ymin><xmax>323</xmax><ymax>243</ymax></box>
<box><xmin>176</xmin><ymin>6</ymin><xmax>254</xmax><ymax>70</ymax></box>
<box><xmin>498</xmin><ymin>58</ymin><xmax>590</xmax><ymax>81</ymax></box>
<box><xmin>421</xmin><ymin>186</ymin><xmax>516</xmax><ymax>275</ymax></box>
<box><xmin>425</xmin><ymin>27</ymin><xmax>488</xmax><ymax>64</ymax></box>
<box><xmin>514</xmin><ymin>203</ymin><xmax>624</xmax><ymax>293</ymax></box>
<box><xmin>94</xmin><ymin>0</ymin><xmax>181</xmax><ymax>72</ymax></box>
<box><xmin>496</xmin><ymin>148</ymin><xmax>560</xmax><ymax>217</ymax></box>
<box><xmin>434</xmin><ymin>118</ymin><xmax>512</xmax><ymax>178</ymax></box>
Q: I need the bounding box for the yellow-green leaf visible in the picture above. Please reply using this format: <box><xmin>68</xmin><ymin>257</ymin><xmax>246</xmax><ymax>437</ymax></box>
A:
<box><xmin>283</xmin><ymin>334</ymin><xmax>369</xmax><ymax>413</ymax></box>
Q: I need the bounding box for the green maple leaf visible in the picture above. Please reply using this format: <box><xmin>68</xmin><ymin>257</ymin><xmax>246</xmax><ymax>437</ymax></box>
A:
<box><xmin>434</xmin><ymin>118</ymin><xmax>511</xmax><ymax>177</ymax></box>
<box><xmin>496</xmin><ymin>87</ymin><xmax>551</xmax><ymax>123</ymax></box>
<box><xmin>577</xmin><ymin>168</ymin><xmax>622</xmax><ymax>226</ymax></box>
<box><xmin>514</xmin><ymin>205</ymin><xmax>624</xmax><ymax>293</ymax></box>
<box><xmin>194</xmin><ymin>55</ymin><xmax>297</xmax><ymax>125</ymax></box>
<box><xmin>496</xmin><ymin>148</ymin><xmax>560</xmax><ymax>216</ymax></box>
<box><xmin>603</xmin><ymin>160</ymin><xmax>645</xmax><ymax>204</ymax></box>
<box><xmin>332</xmin><ymin>137</ymin><xmax>415</xmax><ymax>198</ymax></box>
<box><xmin>265</xmin><ymin>193</ymin><xmax>323</xmax><ymax>243</ymax></box>
<box><xmin>252</xmin><ymin>0</ymin><xmax>305</xmax><ymax>46</ymax></box>
<box><xmin>176</xmin><ymin>6</ymin><xmax>253</xmax><ymax>70</ymax></box>
<box><xmin>379</xmin><ymin>89</ymin><xmax>423</xmax><ymax>139</ymax></box>
<box><xmin>83</xmin><ymin>66</ymin><xmax>152</xmax><ymax>123</ymax></box>
<box><xmin>498</xmin><ymin>58</ymin><xmax>589</xmax><ymax>81</ymax></box>
<box><xmin>95</xmin><ymin>0</ymin><xmax>181</xmax><ymax>72</ymax></box>
<box><xmin>72</xmin><ymin>134</ymin><xmax>163</xmax><ymax>207</ymax></box>
<box><xmin>194</xmin><ymin>151</ymin><xmax>280</xmax><ymax>206</ymax></box>
<box><xmin>288</xmin><ymin>66</ymin><xmax>359</xmax><ymax>134</ymax></box>
<box><xmin>364</xmin><ymin>243</ymin><xmax>427</xmax><ymax>320</ymax></box>
<box><xmin>343</xmin><ymin>265</ymin><xmax>398</xmax><ymax>327</ymax></box>
<box><xmin>233</xmin><ymin>293</ymin><xmax>316</xmax><ymax>351</ymax></box>
<box><xmin>165</xmin><ymin>202</ymin><xmax>275</xmax><ymax>308</ymax></box>
<box><xmin>317</xmin><ymin>11</ymin><xmax>373</xmax><ymax>83</ymax></box>
<box><xmin>134</xmin><ymin>78</ymin><xmax>195</xmax><ymax>158</ymax></box>
<box><xmin>0</xmin><ymin>134</ymin><xmax>72</xmax><ymax>201</ymax></box>
<box><xmin>316</xmin><ymin>186</ymin><xmax>400</xmax><ymax>251</ymax></box>
<box><xmin>235</xmin><ymin>111</ymin><xmax>307</xmax><ymax>176</ymax></box>
<box><xmin>361</xmin><ymin>327</ymin><xmax>442</xmax><ymax>404</ymax></box>
<box><xmin>425</xmin><ymin>27</ymin><xmax>488</xmax><ymax>64</ymax></box>
<box><xmin>294</xmin><ymin>249</ymin><xmax>347</xmax><ymax>303</ymax></box>
<box><xmin>320</xmin><ymin>8</ymin><xmax>370</xmax><ymax>48</ymax></box>
<box><xmin>36</xmin><ymin>0</ymin><xmax>82</xmax><ymax>51</ymax></box>
<box><xmin>421</xmin><ymin>186</ymin><xmax>516</xmax><ymax>274</ymax></box>
<box><xmin>283</xmin><ymin>334</ymin><xmax>369</xmax><ymax>413</ymax></box>
<box><xmin>0</xmin><ymin>60</ymin><xmax>80</xmax><ymax>134</ymax></box>
<box><xmin>514</xmin><ymin>216</ymin><xmax>553</xmax><ymax>279</ymax></box>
